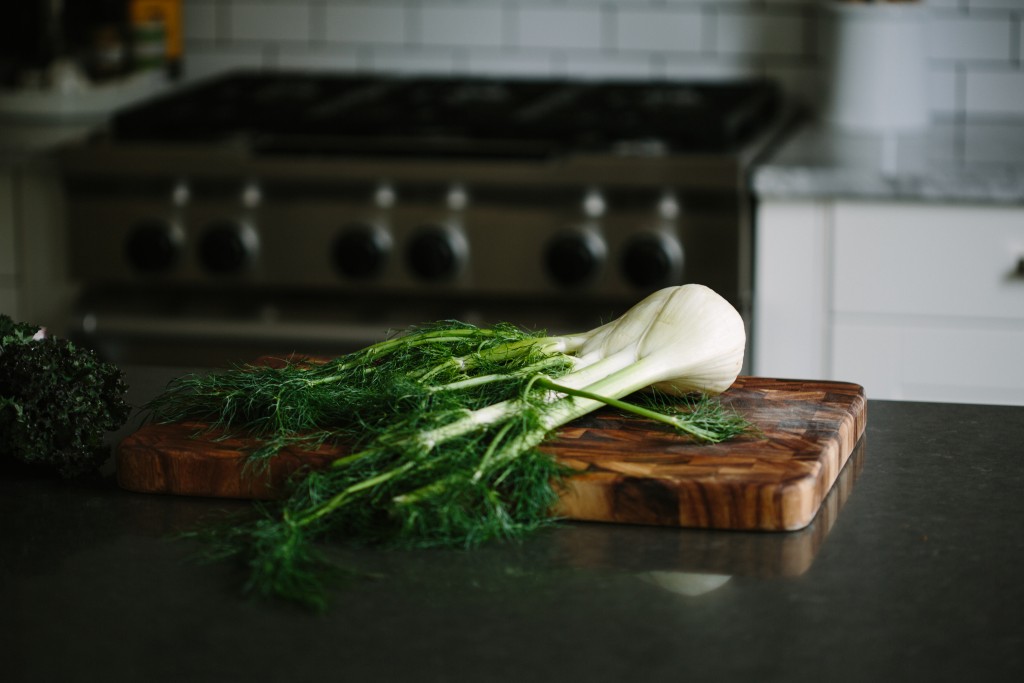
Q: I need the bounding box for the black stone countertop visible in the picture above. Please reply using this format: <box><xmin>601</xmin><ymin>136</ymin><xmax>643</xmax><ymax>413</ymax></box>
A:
<box><xmin>3</xmin><ymin>366</ymin><xmax>1023</xmax><ymax>682</ymax></box>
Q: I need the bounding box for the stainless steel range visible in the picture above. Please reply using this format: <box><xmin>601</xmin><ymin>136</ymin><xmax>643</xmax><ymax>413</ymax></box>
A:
<box><xmin>58</xmin><ymin>71</ymin><xmax>791</xmax><ymax>366</ymax></box>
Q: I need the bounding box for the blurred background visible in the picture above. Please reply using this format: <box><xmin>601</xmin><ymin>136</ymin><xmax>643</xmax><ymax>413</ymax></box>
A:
<box><xmin>2</xmin><ymin>0</ymin><xmax>1023</xmax><ymax>404</ymax></box>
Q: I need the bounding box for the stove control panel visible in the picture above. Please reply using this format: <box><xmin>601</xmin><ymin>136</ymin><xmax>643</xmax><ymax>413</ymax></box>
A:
<box><xmin>66</xmin><ymin>177</ymin><xmax>738</xmax><ymax>306</ymax></box>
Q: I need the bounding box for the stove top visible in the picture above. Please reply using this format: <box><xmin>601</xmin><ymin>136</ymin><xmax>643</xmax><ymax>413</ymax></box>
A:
<box><xmin>110</xmin><ymin>71</ymin><xmax>782</xmax><ymax>159</ymax></box>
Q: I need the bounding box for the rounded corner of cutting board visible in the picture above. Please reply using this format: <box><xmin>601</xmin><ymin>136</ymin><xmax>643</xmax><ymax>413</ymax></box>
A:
<box><xmin>774</xmin><ymin>474</ymin><xmax>824</xmax><ymax>532</ymax></box>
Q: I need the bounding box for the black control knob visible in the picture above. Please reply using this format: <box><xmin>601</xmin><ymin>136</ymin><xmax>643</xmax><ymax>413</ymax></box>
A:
<box><xmin>332</xmin><ymin>223</ymin><xmax>390</xmax><ymax>279</ymax></box>
<box><xmin>124</xmin><ymin>219</ymin><xmax>180</xmax><ymax>273</ymax></box>
<box><xmin>406</xmin><ymin>226</ymin><xmax>464</xmax><ymax>281</ymax></box>
<box><xmin>198</xmin><ymin>221</ymin><xmax>257</xmax><ymax>274</ymax></box>
<box><xmin>545</xmin><ymin>233</ymin><xmax>603</xmax><ymax>287</ymax></box>
<box><xmin>621</xmin><ymin>234</ymin><xmax>682</xmax><ymax>289</ymax></box>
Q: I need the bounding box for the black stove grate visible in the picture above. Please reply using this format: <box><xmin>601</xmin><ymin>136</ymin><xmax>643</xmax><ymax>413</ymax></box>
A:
<box><xmin>110</xmin><ymin>71</ymin><xmax>781</xmax><ymax>158</ymax></box>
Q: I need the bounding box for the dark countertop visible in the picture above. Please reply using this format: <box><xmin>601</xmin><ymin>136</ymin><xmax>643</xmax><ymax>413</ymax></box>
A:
<box><xmin>3</xmin><ymin>366</ymin><xmax>1023</xmax><ymax>682</ymax></box>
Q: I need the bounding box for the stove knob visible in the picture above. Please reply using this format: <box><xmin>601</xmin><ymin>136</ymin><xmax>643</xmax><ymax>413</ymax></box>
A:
<box><xmin>124</xmin><ymin>219</ymin><xmax>182</xmax><ymax>273</ymax></box>
<box><xmin>406</xmin><ymin>225</ymin><xmax>466</xmax><ymax>282</ymax></box>
<box><xmin>198</xmin><ymin>220</ymin><xmax>258</xmax><ymax>274</ymax></box>
<box><xmin>582</xmin><ymin>190</ymin><xmax>606</xmax><ymax>218</ymax></box>
<box><xmin>332</xmin><ymin>223</ymin><xmax>390</xmax><ymax>279</ymax></box>
<box><xmin>620</xmin><ymin>233</ymin><xmax>683</xmax><ymax>289</ymax></box>
<box><xmin>545</xmin><ymin>232</ymin><xmax>605</xmax><ymax>287</ymax></box>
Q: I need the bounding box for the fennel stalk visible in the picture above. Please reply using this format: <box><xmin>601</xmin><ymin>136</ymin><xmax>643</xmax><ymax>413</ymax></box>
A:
<box><xmin>145</xmin><ymin>284</ymin><xmax>751</xmax><ymax>610</ymax></box>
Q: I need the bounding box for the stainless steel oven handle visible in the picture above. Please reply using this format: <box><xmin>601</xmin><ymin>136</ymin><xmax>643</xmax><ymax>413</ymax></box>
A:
<box><xmin>78</xmin><ymin>313</ymin><xmax>393</xmax><ymax>347</ymax></box>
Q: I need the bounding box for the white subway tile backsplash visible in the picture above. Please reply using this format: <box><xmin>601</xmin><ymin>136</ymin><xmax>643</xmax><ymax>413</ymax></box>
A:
<box><xmin>929</xmin><ymin>15</ymin><xmax>1013</xmax><ymax>61</ymax></box>
<box><xmin>227</xmin><ymin>2</ymin><xmax>310</xmax><ymax>42</ymax></box>
<box><xmin>928</xmin><ymin>66</ymin><xmax>961</xmax><ymax>116</ymax></box>
<box><xmin>419</xmin><ymin>3</ymin><xmax>504</xmax><ymax>48</ymax></box>
<box><xmin>966</xmin><ymin>69</ymin><xmax>1024</xmax><ymax>117</ymax></box>
<box><xmin>185</xmin><ymin>45</ymin><xmax>267</xmax><ymax>80</ymax></box>
<box><xmin>615</xmin><ymin>7</ymin><xmax>703</xmax><ymax>54</ymax></box>
<box><xmin>1019</xmin><ymin>14</ymin><xmax>1024</xmax><ymax>63</ymax></box>
<box><xmin>181</xmin><ymin>0</ymin><xmax>1024</xmax><ymax>122</ymax></box>
<box><xmin>516</xmin><ymin>6</ymin><xmax>604</xmax><ymax>51</ymax></box>
<box><xmin>966</xmin><ymin>0</ymin><xmax>1024</xmax><ymax>10</ymax></box>
<box><xmin>275</xmin><ymin>46</ymin><xmax>366</xmax><ymax>72</ymax></box>
<box><xmin>963</xmin><ymin>119</ymin><xmax>1024</xmax><ymax>164</ymax></box>
<box><xmin>715</xmin><ymin>9</ymin><xmax>806</xmax><ymax>58</ymax></box>
<box><xmin>324</xmin><ymin>4</ymin><xmax>408</xmax><ymax>46</ymax></box>
<box><xmin>183</xmin><ymin>1</ymin><xmax>219</xmax><ymax>42</ymax></box>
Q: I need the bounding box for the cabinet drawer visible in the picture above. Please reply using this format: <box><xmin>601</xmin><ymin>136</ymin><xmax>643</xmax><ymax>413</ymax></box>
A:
<box><xmin>833</xmin><ymin>316</ymin><xmax>1024</xmax><ymax>405</ymax></box>
<box><xmin>1</xmin><ymin>171</ymin><xmax>14</xmax><ymax>276</ymax></box>
<box><xmin>0</xmin><ymin>286</ymin><xmax>18</xmax><ymax>317</ymax></box>
<box><xmin>833</xmin><ymin>202</ymin><xmax>1024</xmax><ymax>320</ymax></box>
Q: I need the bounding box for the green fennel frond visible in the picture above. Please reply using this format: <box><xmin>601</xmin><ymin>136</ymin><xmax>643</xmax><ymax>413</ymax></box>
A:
<box><xmin>147</xmin><ymin>306</ymin><xmax>753</xmax><ymax>610</ymax></box>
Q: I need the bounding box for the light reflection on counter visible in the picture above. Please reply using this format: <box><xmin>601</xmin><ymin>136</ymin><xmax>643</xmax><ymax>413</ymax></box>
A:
<box><xmin>554</xmin><ymin>435</ymin><xmax>865</xmax><ymax>597</ymax></box>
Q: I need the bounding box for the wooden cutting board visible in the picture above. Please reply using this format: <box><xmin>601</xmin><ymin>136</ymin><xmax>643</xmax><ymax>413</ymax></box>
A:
<box><xmin>117</xmin><ymin>376</ymin><xmax>866</xmax><ymax>532</ymax></box>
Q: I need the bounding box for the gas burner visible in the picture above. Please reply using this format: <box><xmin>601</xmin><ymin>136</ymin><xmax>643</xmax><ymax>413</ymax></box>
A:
<box><xmin>110</xmin><ymin>71</ymin><xmax>782</xmax><ymax>157</ymax></box>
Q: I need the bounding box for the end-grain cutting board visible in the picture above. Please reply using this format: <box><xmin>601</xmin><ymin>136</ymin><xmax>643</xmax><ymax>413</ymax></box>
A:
<box><xmin>117</xmin><ymin>376</ymin><xmax>866</xmax><ymax>532</ymax></box>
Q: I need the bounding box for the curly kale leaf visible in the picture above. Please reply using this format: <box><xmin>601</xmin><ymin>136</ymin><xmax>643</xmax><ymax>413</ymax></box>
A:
<box><xmin>0</xmin><ymin>314</ymin><xmax>130</xmax><ymax>477</ymax></box>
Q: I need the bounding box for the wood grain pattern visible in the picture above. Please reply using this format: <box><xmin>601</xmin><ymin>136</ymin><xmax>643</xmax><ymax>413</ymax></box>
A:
<box><xmin>547</xmin><ymin>376</ymin><xmax>866</xmax><ymax>531</ymax></box>
<box><xmin>116</xmin><ymin>376</ymin><xmax>866</xmax><ymax>532</ymax></box>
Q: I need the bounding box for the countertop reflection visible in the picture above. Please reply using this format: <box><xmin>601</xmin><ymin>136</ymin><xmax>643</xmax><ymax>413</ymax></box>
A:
<box><xmin>2</xmin><ymin>366</ymin><xmax>1022</xmax><ymax>682</ymax></box>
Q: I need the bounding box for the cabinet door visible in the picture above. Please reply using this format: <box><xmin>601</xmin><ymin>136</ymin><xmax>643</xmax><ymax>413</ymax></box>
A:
<box><xmin>831</xmin><ymin>201</ymin><xmax>1024</xmax><ymax>405</ymax></box>
<box><xmin>753</xmin><ymin>200</ymin><xmax>831</xmax><ymax>379</ymax></box>
<box><xmin>833</xmin><ymin>318</ymin><xmax>1024</xmax><ymax>405</ymax></box>
<box><xmin>832</xmin><ymin>202</ymin><xmax>1024</xmax><ymax>320</ymax></box>
<box><xmin>0</xmin><ymin>170</ymin><xmax>17</xmax><ymax>317</ymax></box>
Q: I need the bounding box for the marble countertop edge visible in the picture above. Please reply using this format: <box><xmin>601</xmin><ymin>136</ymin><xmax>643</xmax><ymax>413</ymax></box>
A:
<box><xmin>753</xmin><ymin>118</ymin><xmax>1024</xmax><ymax>206</ymax></box>
<box><xmin>753</xmin><ymin>165</ymin><xmax>1024</xmax><ymax>205</ymax></box>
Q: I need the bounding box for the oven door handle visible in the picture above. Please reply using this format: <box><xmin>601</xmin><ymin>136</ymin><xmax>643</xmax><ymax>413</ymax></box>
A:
<box><xmin>77</xmin><ymin>313</ymin><xmax>391</xmax><ymax>348</ymax></box>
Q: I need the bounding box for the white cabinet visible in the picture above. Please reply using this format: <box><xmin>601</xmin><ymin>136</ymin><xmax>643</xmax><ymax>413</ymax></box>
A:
<box><xmin>0</xmin><ymin>170</ymin><xmax>17</xmax><ymax>317</ymax></box>
<box><xmin>754</xmin><ymin>199</ymin><xmax>1024</xmax><ymax>405</ymax></box>
<box><xmin>0</xmin><ymin>163</ymin><xmax>75</xmax><ymax>333</ymax></box>
<box><xmin>0</xmin><ymin>118</ymin><xmax>103</xmax><ymax>332</ymax></box>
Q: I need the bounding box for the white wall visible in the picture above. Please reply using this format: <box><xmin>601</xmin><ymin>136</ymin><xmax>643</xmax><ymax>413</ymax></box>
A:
<box><xmin>180</xmin><ymin>0</ymin><xmax>1024</xmax><ymax>121</ymax></box>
